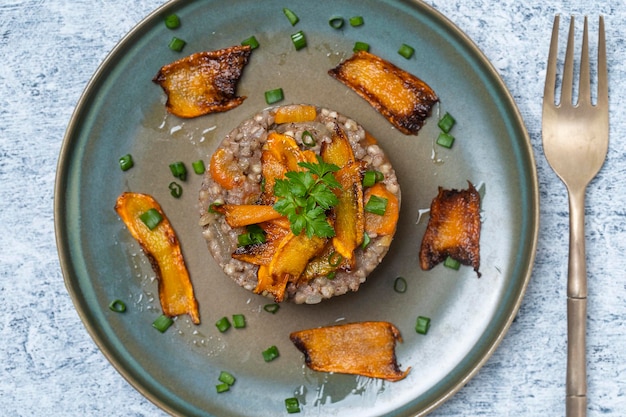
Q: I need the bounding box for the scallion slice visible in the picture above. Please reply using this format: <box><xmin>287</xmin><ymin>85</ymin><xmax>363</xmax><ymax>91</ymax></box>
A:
<box><xmin>164</xmin><ymin>14</ymin><xmax>180</xmax><ymax>30</ymax></box>
<box><xmin>436</xmin><ymin>132</ymin><xmax>455</xmax><ymax>149</ymax></box>
<box><xmin>361</xmin><ymin>232</ymin><xmax>371</xmax><ymax>249</ymax></box>
<box><xmin>232</xmin><ymin>314</ymin><xmax>246</xmax><ymax>329</ymax></box>
<box><xmin>152</xmin><ymin>314</ymin><xmax>174</xmax><ymax>333</ymax></box>
<box><xmin>209</xmin><ymin>202</ymin><xmax>223</xmax><ymax>214</ymax></box>
<box><xmin>108</xmin><ymin>299</ymin><xmax>127</xmax><ymax>313</ymax></box>
<box><xmin>139</xmin><ymin>208</ymin><xmax>163</xmax><ymax>230</ymax></box>
<box><xmin>302</xmin><ymin>130</ymin><xmax>316</xmax><ymax>147</ymax></box>
<box><xmin>168</xmin><ymin>36</ymin><xmax>186</xmax><ymax>52</ymax></box>
<box><xmin>362</xmin><ymin>170</ymin><xmax>383</xmax><ymax>187</ymax></box>
<box><xmin>265</xmin><ymin>87</ymin><xmax>284</xmax><ymax>104</ymax></box>
<box><xmin>328</xmin><ymin>251</ymin><xmax>343</xmax><ymax>267</ymax></box>
<box><xmin>393</xmin><ymin>277</ymin><xmax>407</xmax><ymax>293</ymax></box>
<box><xmin>349</xmin><ymin>16</ymin><xmax>364</xmax><ymax>27</ymax></box>
<box><xmin>398</xmin><ymin>43</ymin><xmax>415</xmax><ymax>59</ymax></box>
<box><xmin>168</xmin><ymin>181</ymin><xmax>182</xmax><ymax>198</ymax></box>
<box><xmin>264</xmin><ymin>303</ymin><xmax>280</xmax><ymax>314</ymax></box>
<box><xmin>119</xmin><ymin>154</ymin><xmax>134</xmax><ymax>171</ymax></box>
<box><xmin>438</xmin><ymin>112</ymin><xmax>456</xmax><ymax>133</ymax></box>
<box><xmin>215</xmin><ymin>316</ymin><xmax>231</xmax><ymax>333</ymax></box>
<box><xmin>364</xmin><ymin>195</ymin><xmax>388</xmax><ymax>215</ymax></box>
<box><xmin>285</xmin><ymin>397</ymin><xmax>301</xmax><ymax>414</ymax></box>
<box><xmin>169</xmin><ymin>161</ymin><xmax>187</xmax><ymax>181</ymax></box>
<box><xmin>328</xmin><ymin>16</ymin><xmax>344</xmax><ymax>29</ymax></box>
<box><xmin>443</xmin><ymin>256</ymin><xmax>461</xmax><ymax>270</ymax></box>
<box><xmin>326</xmin><ymin>271</ymin><xmax>336</xmax><ymax>280</ymax></box>
<box><xmin>241</xmin><ymin>35</ymin><xmax>260</xmax><ymax>50</ymax></box>
<box><xmin>290</xmin><ymin>30</ymin><xmax>307</xmax><ymax>50</ymax></box>
<box><xmin>415</xmin><ymin>316</ymin><xmax>431</xmax><ymax>335</ymax></box>
<box><xmin>283</xmin><ymin>8</ymin><xmax>299</xmax><ymax>26</ymax></box>
<box><xmin>262</xmin><ymin>345</ymin><xmax>280</xmax><ymax>362</ymax></box>
<box><xmin>216</xmin><ymin>383</ymin><xmax>230</xmax><ymax>393</ymax></box>
<box><xmin>353</xmin><ymin>41</ymin><xmax>370</xmax><ymax>52</ymax></box>
<box><xmin>218</xmin><ymin>371</ymin><xmax>236</xmax><ymax>386</ymax></box>
<box><xmin>192</xmin><ymin>159</ymin><xmax>205</xmax><ymax>175</ymax></box>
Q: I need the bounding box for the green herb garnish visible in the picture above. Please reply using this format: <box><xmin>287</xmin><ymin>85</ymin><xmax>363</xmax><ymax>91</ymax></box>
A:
<box><xmin>272</xmin><ymin>156</ymin><xmax>341</xmax><ymax>238</ymax></box>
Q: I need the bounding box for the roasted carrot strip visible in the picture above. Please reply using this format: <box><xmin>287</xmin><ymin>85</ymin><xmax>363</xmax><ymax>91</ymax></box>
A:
<box><xmin>364</xmin><ymin>183</ymin><xmax>400</xmax><ymax>236</ymax></box>
<box><xmin>213</xmin><ymin>204</ymin><xmax>284</xmax><ymax>228</ymax></box>
<box><xmin>209</xmin><ymin>148</ymin><xmax>244</xmax><ymax>190</ymax></box>
<box><xmin>232</xmin><ymin>221</ymin><xmax>291</xmax><ymax>266</ymax></box>
<box><xmin>274</xmin><ymin>104</ymin><xmax>317</xmax><ymax>124</ymax></box>
<box><xmin>332</xmin><ymin>161</ymin><xmax>365</xmax><ymax>260</ymax></box>
<box><xmin>115</xmin><ymin>192</ymin><xmax>200</xmax><ymax>324</ymax></box>
<box><xmin>320</xmin><ymin>124</ymin><xmax>355</xmax><ymax>168</ymax></box>
<box><xmin>290</xmin><ymin>321</ymin><xmax>410</xmax><ymax>382</ymax></box>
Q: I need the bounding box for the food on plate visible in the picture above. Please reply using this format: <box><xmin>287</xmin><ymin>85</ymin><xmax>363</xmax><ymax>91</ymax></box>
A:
<box><xmin>198</xmin><ymin>104</ymin><xmax>401</xmax><ymax>304</ymax></box>
<box><xmin>419</xmin><ymin>182</ymin><xmax>481</xmax><ymax>276</ymax></box>
<box><xmin>115</xmin><ymin>192</ymin><xmax>200</xmax><ymax>324</ymax></box>
<box><xmin>152</xmin><ymin>45</ymin><xmax>252</xmax><ymax>118</ymax></box>
<box><xmin>289</xmin><ymin>321</ymin><xmax>410</xmax><ymax>382</ymax></box>
<box><xmin>328</xmin><ymin>50</ymin><xmax>438</xmax><ymax>135</ymax></box>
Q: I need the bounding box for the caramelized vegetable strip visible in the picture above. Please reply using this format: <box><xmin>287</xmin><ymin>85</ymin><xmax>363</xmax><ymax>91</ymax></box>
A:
<box><xmin>364</xmin><ymin>183</ymin><xmax>400</xmax><ymax>236</ymax></box>
<box><xmin>290</xmin><ymin>321</ymin><xmax>410</xmax><ymax>382</ymax></box>
<box><xmin>209</xmin><ymin>148</ymin><xmax>244</xmax><ymax>190</ymax></box>
<box><xmin>115</xmin><ymin>192</ymin><xmax>200</xmax><ymax>324</ymax></box>
<box><xmin>419</xmin><ymin>183</ymin><xmax>481</xmax><ymax>275</ymax></box>
<box><xmin>232</xmin><ymin>221</ymin><xmax>291</xmax><ymax>265</ymax></box>
<box><xmin>213</xmin><ymin>204</ymin><xmax>284</xmax><ymax>228</ymax></box>
<box><xmin>153</xmin><ymin>45</ymin><xmax>252</xmax><ymax>118</ymax></box>
<box><xmin>264</xmin><ymin>132</ymin><xmax>316</xmax><ymax>172</ymax></box>
<box><xmin>301</xmin><ymin>240</ymin><xmax>355</xmax><ymax>282</ymax></box>
<box><xmin>259</xmin><ymin>150</ymin><xmax>287</xmax><ymax>204</ymax></box>
<box><xmin>332</xmin><ymin>161</ymin><xmax>365</xmax><ymax>260</ymax></box>
<box><xmin>320</xmin><ymin>124</ymin><xmax>355</xmax><ymax>167</ymax></box>
<box><xmin>329</xmin><ymin>51</ymin><xmax>438</xmax><ymax>135</ymax></box>
<box><xmin>274</xmin><ymin>104</ymin><xmax>317</xmax><ymax>124</ymax></box>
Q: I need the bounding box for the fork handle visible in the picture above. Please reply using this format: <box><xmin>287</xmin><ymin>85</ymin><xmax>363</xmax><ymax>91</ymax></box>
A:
<box><xmin>566</xmin><ymin>188</ymin><xmax>587</xmax><ymax>417</ymax></box>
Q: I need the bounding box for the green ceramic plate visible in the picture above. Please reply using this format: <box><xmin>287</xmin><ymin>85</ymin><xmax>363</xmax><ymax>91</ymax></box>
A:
<box><xmin>55</xmin><ymin>0</ymin><xmax>538</xmax><ymax>416</ymax></box>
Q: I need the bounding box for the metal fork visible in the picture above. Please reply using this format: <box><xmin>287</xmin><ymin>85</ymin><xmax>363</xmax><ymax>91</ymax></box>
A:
<box><xmin>542</xmin><ymin>15</ymin><xmax>608</xmax><ymax>417</ymax></box>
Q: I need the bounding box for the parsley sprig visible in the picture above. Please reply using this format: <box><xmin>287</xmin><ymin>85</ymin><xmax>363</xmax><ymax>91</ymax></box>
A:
<box><xmin>273</xmin><ymin>157</ymin><xmax>341</xmax><ymax>238</ymax></box>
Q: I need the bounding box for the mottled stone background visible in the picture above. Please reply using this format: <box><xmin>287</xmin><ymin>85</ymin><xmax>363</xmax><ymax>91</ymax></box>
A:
<box><xmin>1</xmin><ymin>0</ymin><xmax>624</xmax><ymax>415</ymax></box>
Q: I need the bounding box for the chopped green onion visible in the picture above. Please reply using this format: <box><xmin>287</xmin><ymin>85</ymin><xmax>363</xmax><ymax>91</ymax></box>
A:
<box><xmin>443</xmin><ymin>256</ymin><xmax>461</xmax><ymax>270</ymax></box>
<box><xmin>349</xmin><ymin>16</ymin><xmax>365</xmax><ymax>27</ymax></box>
<box><xmin>438</xmin><ymin>112</ymin><xmax>456</xmax><ymax>133</ymax></box>
<box><xmin>108</xmin><ymin>299</ymin><xmax>127</xmax><ymax>313</ymax></box>
<box><xmin>152</xmin><ymin>314</ymin><xmax>174</xmax><ymax>333</ymax></box>
<box><xmin>232</xmin><ymin>314</ymin><xmax>246</xmax><ymax>329</ymax></box>
<box><xmin>353</xmin><ymin>41</ymin><xmax>370</xmax><ymax>52</ymax></box>
<box><xmin>265</xmin><ymin>88</ymin><xmax>284</xmax><ymax>104</ymax></box>
<box><xmin>290</xmin><ymin>30</ymin><xmax>307</xmax><ymax>50</ymax></box>
<box><xmin>285</xmin><ymin>397</ymin><xmax>301</xmax><ymax>414</ymax></box>
<box><xmin>362</xmin><ymin>170</ymin><xmax>383</xmax><ymax>187</ymax></box>
<box><xmin>364</xmin><ymin>195</ymin><xmax>388</xmax><ymax>215</ymax></box>
<box><xmin>169</xmin><ymin>161</ymin><xmax>187</xmax><ymax>181</ymax></box>
<box><xmin>436</xmin><ymin>132</ymin><xmax>455</xmax><ymax>149</ymax></box>
<box><xmin>192</xmin><ymin>159</ymin><xmax>205</xmax><ymax>175</ymax></box>
<box><xmin>262</xmin><ymin>345</ymin><xmax>280</xmax><ymax>362</ymax></box>
<box><xmin>168</xmin><ymin>36</ymin><xmax>186</xmax><ymax>52</ymax></box>
<box><xmin>216</xmin><ymin>383</ymin><xmax>230</xmax><ymax>393</ymax></box>
<box><xmin>394</xmin><ymin>277</ymin><xmax>407</xmax><ymax>293</ymax></box>
<box><xmin>328</xmin><ymin>16</ymin><xmax>345</xmax><ymax>29</ymax></box>
<box><xmin>238</xmin><ymin>224</ymin><xmax>266</xmax><ymax>247</ymax></box>
<box><xmin>139</xmin><ymin>208</ymin><xmax>163</xmax><ymax>230</ymax></box>
<box><xmin>361</xmin><ymin>232</ymin><xmax>371</xmax><ymax>249</ymax></box>
<box><xmin>328</xmin><ymin>251</ymin><xmax>343</xmax><ymax>267</ymax></box>
<box><xmin>241</xmin><ymin>35</ymin><xmax>260</xmax><ymax>50</ymax></box>
<box><xmin>119</xmin><ymin>154</ymin><xmax>134</xmax><ymax>171</ymax></box>
<box><xmin>215</xmin><ymin>316</ymin><xmax>231</xmax><ymax>333</ymax></box>
<box><xmin>218</xmin><ymin>371</ymin><xmax>236</xmax><ymax>386</ymax></box>
<box><xmin>209</xmin><ymin>202</ymin><xmax>223</xmax><ymax>214</ymax></box>
<box><xmin>398</xmin><ymin>43</ymin><xmax>415</xmax><ymax>59</ymax></box>
<box><xmin>168</xmin><ymin>181</ymin><xmax>182</xmax><ymax>198</ymax></box>
<box><xmin>164</xmin><ymin>14</ymin><xmax>180</xmax><ymax>30</ymax></box>
<box><xmin>283</xmin><ymin>8</ymin><xmax>299</xmax><ymax>26</ymax></box>
<box><xmin>302</xmin><ymin>130</ymin><xmax>316</xmax><ymax>147</ymax></box>
<box><xmin>326</xmin><ymin>271</ymin><xmax>336</xmax><ymax>280</ymax></box>
<box><xmin>264</xmin><ymin>303</ymin><xmax>280</xmax><ymax>314</ymax></box>
<box><xmin>415</xmin><ymin>316</ymin><xmax>431</xmax><ymax>335</ymax></box>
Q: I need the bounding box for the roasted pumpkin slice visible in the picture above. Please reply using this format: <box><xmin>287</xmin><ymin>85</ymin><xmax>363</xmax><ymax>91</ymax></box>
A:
<box><xmin>264</xmin><ymin>132</ymin><xmax>313</xmax><ymax>172</ymax></box>
<box><xmin>364</xmin><ymin>182</ymin><xmax>400</xmax><ymax>236</ymax></box>
<box><xmin>301</xmin><ymin>240</ymin><xmax>355</xmax><ymax>282</ymax></box>
<box><xmin>274</xmin><ymin>104</ymin><xmax>317</xmax><ymax>124</ymax></box>
<box><xmin>212</xmin><ymin>204</ymin><xmax>283</xmax><ymax>228</ymax></box>
<box><xmin>115</xmin><ymin>192</ymin><xmax>200</xmax><ymax>324</ymax></box>
<box><xmin>153</xmin><ymin>45</ymin><xmax>252</xmax><ymax>118</ymax></box>
<box><xmin>209</xmin><ymin>147</ymin><xmax>244</xmax><ymax>190</ymax></box>
<box><xmin>332</xmin><ymin>161</ymin><xmax>365</xmax><ymax>260</ymax></box>
<box><xmin>419</xmin><ymin>183</ymin><xmax>481</xmax><ymax>275</ymax></box>
<box><xmin>290</xmin><ymin>321</ymin><xmax>410</xmax><ymax>382</ymax></box>
<box><xmin>320</xmin><ymin>124</ymin><xmax>355</xmax><ymax>167</ymax></box>
<box><xmin>259</xmin><ymin>150</ymin><xmax>287</xmax><ymax>204</ymax></box>
<box><xmin>232</xmin><ymin>221</ymin><xmax>291</xmax><ymax>266</ymax></box>
<box><xmin>255</xmin><ymin>232</ymin><xmax>327</xmax><ymax>302</ymax></box>
<box><xmin>329</xmin><ymin>50</ymin><xmax>438</xmax><ymax>135</ymax></box>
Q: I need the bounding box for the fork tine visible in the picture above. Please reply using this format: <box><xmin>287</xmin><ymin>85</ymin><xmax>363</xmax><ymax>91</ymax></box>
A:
<box><xmin>544</xmin><ymin>15</ymin><xmax>560</xmax><ymax>106</ymax></box>
<box><xmin>578</xmin><ymin>17</ymin><xmax>590</xmax><ymax>106</ymax></box>
<box><xmin>561</xmin><ymin>17</ymin><xmax>576</xmax><ymax>106</ymax></box>
<box><xmin>597</xmin><ymin>16</ymin><xmax>608</xmax><ymax>109</ymax></box>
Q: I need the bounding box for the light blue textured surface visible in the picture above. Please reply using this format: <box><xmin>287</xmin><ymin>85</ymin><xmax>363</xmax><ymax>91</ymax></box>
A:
<box><xmin>1</xmin><ymin>0</ymin><xmax>624</xmax><ymax>416</ymax></box>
